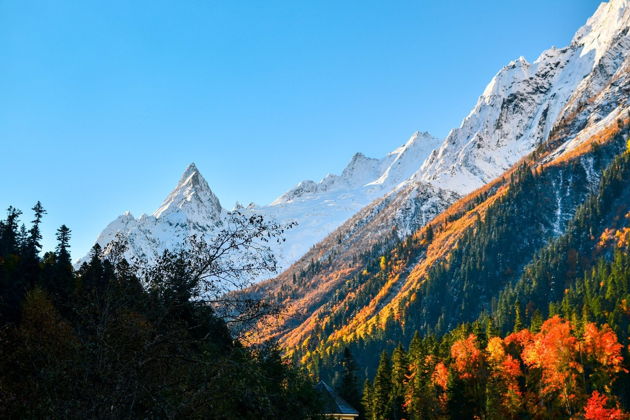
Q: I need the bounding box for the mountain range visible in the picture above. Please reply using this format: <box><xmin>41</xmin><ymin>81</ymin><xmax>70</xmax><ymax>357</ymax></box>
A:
<box><xmin>85</xmin><ymin>0</ymin><xmax>629</xmax><ymax>284</ymax></box>
<box><xmin>83</xmin><ymin>0</ymin><xmax>630</xmax><ymax>376</ymax></box>
<box><xmin>241</xmin><ymin>0</ymin><xmax>630</xmax><ymax>366</ymax></box>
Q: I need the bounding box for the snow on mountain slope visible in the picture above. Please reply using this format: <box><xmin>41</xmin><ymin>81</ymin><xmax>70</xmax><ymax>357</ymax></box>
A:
<box><xmin>79</xmin><ymin>132</ymin><xmax>443</xmax><ymax>274</ymax></box>
<box><xmin>82</xmin><ymin>0</ymin><xmax>629</xmax><ymax>290</ymax></box>
<box><xmin>416</xmin><ymin>0</ymin><xmax>630</xmax><ymax>195</ymax></box>
<box><xmin>271</xmin><ymin>131</ymin><xmax>441</xmax><ymax>205</ymax></box>
<box><xmin>244</xmin><ymin>0</ymin><xmax>630</xmax><ymax>346</ymax></box>
<box><xmin>154</xmin><ymin>163</ymin><xmax>222</xmax><ymax>221</ymax></box>
<box><xmin>258</xmin><ymin>131</ymin><xmax>442</xmax><ymax>268</ymax></box>
<box><xmin>79</xmin><ymin>163</ymin><xmax>227</xmax><ymax>267</ymax></box>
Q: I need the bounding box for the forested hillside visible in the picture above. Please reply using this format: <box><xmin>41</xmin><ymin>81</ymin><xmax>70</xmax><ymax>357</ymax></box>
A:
<box><xmin>267</xmin><ymin>116</ymin><xmax>630</xmax><ymax>407</ymax></box>
<box><xmin>360</xmin><ymin>211</ymin><xmax>630</xmax><ymax>418</ymax></box>
<box><xmin>0</xmin><ymin>208</ymin><xmax>321</xmax><ymax>419</ymax></box>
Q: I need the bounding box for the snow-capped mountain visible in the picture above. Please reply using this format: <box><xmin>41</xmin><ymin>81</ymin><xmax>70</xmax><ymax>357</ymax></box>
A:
<box><xmin>80</xmin><ymin>131</ymin><xmax>443</xmax><ymax>273</ymax></box>
<box><xmin>244</xmin><ymin>0</ymin><xmax>630</xmax><ymax>347</ymax></box>
<box><xmin>83</xmin><ymin>0</ymin><xmax>629</xmax><ymax>291</ymax></box>
<box><xmin>416</xmin><ymin>0</ymin><xmax>629</xmax><ymax>194</ymax></box>
<box><xmin>82</xmin><ymin>163</ymin><xmax>228</xmax><ymax>267</ymax></box>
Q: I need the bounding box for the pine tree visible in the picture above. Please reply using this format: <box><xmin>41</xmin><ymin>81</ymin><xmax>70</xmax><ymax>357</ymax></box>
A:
<box><xmin>390</xmin><ymin>344</ymin><xmax>407</xmax><ymax>419</ymax></box>
<box><xmin>50</xmin><ymin>225</ymin><xmax>73</xmax><ymax>300</ymax></box>
<box><xmin>55</xmin><ymin>225</ymin><xmax>71</xmax><ymax>266</ymax></box>
<box><xmin>0</xmin><ymin>206</ymin><xmax>22</xmax><ymax>256</ymax></box>
<box><xmin>513</xmin><ymin>301</ymin><xmax>523</xmax><ymax>332</ymax></box>
<box><xmin>26</xmin><ymin>201</ymin><xmax>46</xmax><ymax>259</ymax></box>
<box><xmin>362</xmin><ymin>379</ymin><xmax>374</xmax><ymax>420</ymax></box>
<box><xmin>338</xmin><ymin>347</ymin><xmax>361</xmax><ymax>413</ymax></box>
<box><xmin>372</xmin><ymin>351</ymin><xmax>392</xmax><ymax>420</ymax></box>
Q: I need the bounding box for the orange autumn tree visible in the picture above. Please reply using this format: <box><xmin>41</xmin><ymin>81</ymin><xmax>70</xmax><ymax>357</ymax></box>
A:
<box><xmin>449</xmin><ymin>317</ymin><xmax>626</xmax><ymax>418</ymax></box>
<box><xmin>431</xmin><ymin>361</ymin><xmax>449</xmax><ymax>415</ymax></box>
<box><xmin>448</xmin><ymin>334</ymin><xmax>487</xmax><ymax>418</ymax></box>
<box><xmin>486</xmin><ymin>336</ymin><xmax>524</xmax><ymax>417</ymax></box>
<box><xmin>584</xmin><ymin>391</ymin><xmax>628</xmax><ymax>420</ymax></box>
<box><xmin>521</xmin><ymin>316</ymin><xmax>582</xmax><ymax>413</ymax></box>
<box><xmin>451</xmin><ymin>334</ymin><xmax>484</xmax><ymax>379</ymax></box>
<box><xmin>363</xmin><ymin>316</ymin><xmax>628</xmax><ymax>419</ymax></box>
<box><xmin>582</xmin><ymin>322</ymin><xmax>627</xmax><ymax>391</ymax></box>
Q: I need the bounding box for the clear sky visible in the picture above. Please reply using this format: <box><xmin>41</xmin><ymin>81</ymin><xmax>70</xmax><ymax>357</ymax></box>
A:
<box><xmin>0</xmin><ymin>0</ymin><xmax>601</xmax><ymax>259</ymax></box>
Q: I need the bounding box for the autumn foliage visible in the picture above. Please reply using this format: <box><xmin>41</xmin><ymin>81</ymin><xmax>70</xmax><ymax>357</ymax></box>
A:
<box><xmin>363</xmin><ymin>316</ymin><xmax>630</xmax><ymax>419</ymax></box>
<box><xmin>584</xmin><ymin>391</ymin><xmax>628</xmax><ymax>420</ymax></box>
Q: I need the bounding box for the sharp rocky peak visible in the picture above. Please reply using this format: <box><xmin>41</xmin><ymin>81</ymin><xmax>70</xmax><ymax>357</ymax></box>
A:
<box><xmin>153</xmin><ymin>163</ymin><xmax>222</xmax><ymax>220</ymax></box>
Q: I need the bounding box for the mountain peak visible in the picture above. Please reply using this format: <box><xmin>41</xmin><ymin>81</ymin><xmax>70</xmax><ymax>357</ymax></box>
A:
<box><xmin>154</xmin><ymin>163</ymin><xmax>222</xmax><ymax>220</ymax></box>
<box><xmin>180</xmin><ymin>162</ymin><xmax>198</xmax><ymax>180</ymax></box>
<box><xmin>572</xmin><ymin>0</ymin><xmax>629</xmax><ymax>61</ymax></box>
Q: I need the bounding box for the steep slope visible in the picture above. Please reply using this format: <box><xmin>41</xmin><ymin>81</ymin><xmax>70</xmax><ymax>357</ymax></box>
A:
<box><xmin>417</xmin><ymin>0</ymin><xmax>629</xmax><ymax>194</ymax></box>
<box><xmin>255</xmin><ymin>131</ymin><xmax>443</xmax><ymax>268</ymax></box>
<box><xmin>78</xmin><ymin>163</ymin><xmax>227</xmax><ymax>267</ymax></box>
<box><xmin>85</xmin><ymin>0</ymin><xmax>628</xmax><ymax>305</ymax></box>
<box><xmin>244</xmin><ymin>0</ymin><xmax>630</xmax><ymax>371</ymax></box>
<box><xmin>277</xmin><ymin>114</ymin><xmax>628</xmax><ymax>383</ymax></box>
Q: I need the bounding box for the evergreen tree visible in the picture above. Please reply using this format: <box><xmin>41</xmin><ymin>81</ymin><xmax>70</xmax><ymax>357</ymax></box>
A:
<box><xmin>26</xmin><ymin>201</ymin><xmax>46</xmax><ymax>259</ymax></box>
<box><xmin>362</xmin><ymin>379</ymin><xmax>373</xmax><ymax>420</ymax></box>
<box><xmin>390</xmin><ymin>345</ymin><xmax>407</xmax><ymax>420</ymax></box>
<box><xmin>55</xmin><ymin>225</ymin><xmax>71</xmax><ymax>266</ymax></box>
<box><xmin>338</xmin><ymin>347</ymin><xmax>361</xmax><ymax>414</ymax></box>
<box><xmin>372</xmin><ymin>351</ymin><xmax>392</xmax><ymax>420</ymax></box>
<box><xmin>0</xmin><ymin>206</ymin><xmax>21</xmax><ymax>256</ymax></box>
<box><xmin>0</xmin><ymin>204</ymin><xmax>323</xmax><ymax>419</ymax></box>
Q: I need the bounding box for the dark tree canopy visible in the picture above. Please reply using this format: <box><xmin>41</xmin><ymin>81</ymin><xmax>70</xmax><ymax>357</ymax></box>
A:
<box><xmin>0</xmin><ymin>204</ymin><xmax>321</xmax><ymax>419</ymax></box>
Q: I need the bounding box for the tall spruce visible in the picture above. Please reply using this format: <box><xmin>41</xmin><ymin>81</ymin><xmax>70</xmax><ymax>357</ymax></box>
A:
<box><xmin>26</xmin><ymin>201</ymin><xmax>46</xmax><ymax>259</ymax></box>
<box><xmin>337</xmin><ymin>347</ymin><xmax>361</xmax><ymax>413</ymax></box>
<box><xmin>371</xmin><ymin>351</ymin><xmax>392</xmax><ymax>420</ymax></box>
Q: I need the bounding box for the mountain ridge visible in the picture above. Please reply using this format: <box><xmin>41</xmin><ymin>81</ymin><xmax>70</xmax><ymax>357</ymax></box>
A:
<box><xmin>241</xmin><ymin>0</ymin><xmax>629</xmax><ymax>356</ymax></box>
<box><xmin>81</xmin><ymin>0</ymin><xmax>629</xmax><ymax>299</ymax></box>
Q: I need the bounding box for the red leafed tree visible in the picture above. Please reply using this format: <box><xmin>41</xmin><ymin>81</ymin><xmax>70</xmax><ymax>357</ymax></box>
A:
<box><xmin>432</xmin><ymin>361</ymin><xmax>449</xmax><ymax>390</ymax></box>
<box><xmin>432</xmin><ymin>361</ymin><xmax>449</xmax><ymax>412</ymax></box>
<box><xmin>521</xmin><ymin>316</ymin><xmax>582</xmax><ymax>414</ymax></box>
<box><xmin>449</xmin><ymin>334</ymin><xmax>487</xmax><ymax>418</ymax></box>
<box><xmin>486</xmin><ymin>336</ymin><xmax>524</xmax><ymax>416</ymax></box>
<box><xmin>584</xmin><ymin>391</ymin><xmax>628</xmax><ymax>420</ymax></box>
<box><xmin>451</xmin><ymin>334</ymin><xmax>483</xmax><ymax>379</ymax></box>
<box><xmin>582</xmin><ymin>323</ymin><xmax>627</xmax><ymax>390</ymax></box>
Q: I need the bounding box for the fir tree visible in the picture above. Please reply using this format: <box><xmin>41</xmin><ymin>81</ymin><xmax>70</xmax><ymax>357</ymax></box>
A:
<box><xmin>372</xmin><ymin>351</ymin><xmax>392</xmax><ymax>420</ymax></box>
<box><xmin>338</xmin><ymin>347</ymin><xmax>361</xmax><ymax>413</ymax></box>
<box><xmin>26</xmin><ymin>201</ymin><xmax>46</xmax><ymax>259</ymax></box>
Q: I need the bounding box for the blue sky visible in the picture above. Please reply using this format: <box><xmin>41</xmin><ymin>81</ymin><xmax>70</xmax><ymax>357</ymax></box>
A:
<box><xmin>0</xmin><ymin>0</ymin><xmax>601</xmax><ymax>259</ymax></box>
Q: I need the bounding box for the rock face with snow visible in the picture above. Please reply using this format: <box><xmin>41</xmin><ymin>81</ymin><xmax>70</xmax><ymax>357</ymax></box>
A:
<box><xmin>80</xmin><ymin>131</ymin><xmax>443</xmax><ymax>272</ymax></box>
<box><xmin>417</xmin><ymin>0</ymin><xmax>629</xmax><ymax>194</ymax></box>
<box><xmin>256</xmin><ymin>131</ymin><xmax>443</xmax><ymax>268</ymax></box>
<box><xmin>80</xmin><ymin>163</ymin><xmax>227</xmax><ymax>267</ymax></box>
<box><xmin>82</xmin><ymin>0</ymin><xmax>629</xmax><ymax>288</ymax></box>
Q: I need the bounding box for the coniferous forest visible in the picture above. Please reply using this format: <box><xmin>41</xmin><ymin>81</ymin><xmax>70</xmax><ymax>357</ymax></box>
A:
<box><xmin>0</xmin><ymin>207</ymin><xmax>322</xmax><ymax>419</ymax></box>
<box><xmin>2</xmin><ymin>144</ymin><xmax>628</xmax><ymax>419</ymax></box>
<box><xmin>4</xmin><ymin>0</ymin><xmax>630</xmax><ymax>418</ymax></box>
<box><xmin>305</xmin><ymin>136</ymin><xmax>630</xmax><ymax>419</ymax></box>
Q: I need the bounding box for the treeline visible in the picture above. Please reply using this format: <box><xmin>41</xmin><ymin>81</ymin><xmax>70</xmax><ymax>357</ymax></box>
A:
<box><xmin>0</xmin><ymin>204</ymin><xmax>321</xmax><ymax>419</ymax></box>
